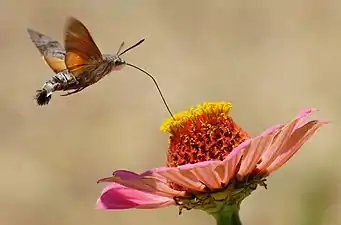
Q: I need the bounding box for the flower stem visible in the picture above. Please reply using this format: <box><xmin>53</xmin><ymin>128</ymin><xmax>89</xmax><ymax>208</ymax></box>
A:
<box><xmin>206</xmin><ymin>203</ymin><xmax>242</xmax><ymax>225</ymax></box>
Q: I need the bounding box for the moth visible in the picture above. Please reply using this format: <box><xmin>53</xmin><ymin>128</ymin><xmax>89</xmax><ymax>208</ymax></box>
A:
<box><xmin>28</xmin><ymin>16</ymin><xmax>144</xmax><ymax>106</ymax></box>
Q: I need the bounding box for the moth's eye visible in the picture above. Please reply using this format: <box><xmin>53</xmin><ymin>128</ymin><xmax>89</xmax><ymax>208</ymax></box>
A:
<box><xmin>115</xmin><ymin>59</ymin><xmax>125</xmax><ymax>65</ymax></box>
<box><xmin>112</xmin><ymin>60</ymin><xmax>125</xmax><ymax>71</ymax></box>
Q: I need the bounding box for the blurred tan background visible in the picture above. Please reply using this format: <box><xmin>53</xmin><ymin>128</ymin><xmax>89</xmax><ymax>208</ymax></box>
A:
<box><xmin>0</xmin><ymin>0</ymin><xmax>340</xmax><ymax>225</ymax></box>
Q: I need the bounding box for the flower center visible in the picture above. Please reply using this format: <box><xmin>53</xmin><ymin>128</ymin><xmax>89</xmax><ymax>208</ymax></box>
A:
<box><xmin>160</xmin><ymin>102</ymin><xmax>249</xmax><ymax>167</ymax></box>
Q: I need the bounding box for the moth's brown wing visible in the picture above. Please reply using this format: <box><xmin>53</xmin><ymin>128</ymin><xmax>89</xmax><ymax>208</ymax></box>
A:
<box><xmin>64</xmin><ymin>17</ymin><xmax>103</xmax><ymax>78</ymax></box>
<box><xmin>44</xmin><ymin>57</ymin><xmax>67</xmax><ymax>73</ymax></box>
<box><xmin>27</xmin><ymin>28</ymin><xmax>66</xmax><ymax>73</ymax></box>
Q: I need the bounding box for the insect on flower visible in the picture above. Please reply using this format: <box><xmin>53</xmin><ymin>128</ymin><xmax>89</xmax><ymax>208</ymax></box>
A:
<box><xmin>28</xmin><ymin>17</ymin><xmax>160</xmax><ymax>108</ymax></box>
<box><xmin>96</xmin><ymin>103</ymin><xmax>327</xmax><ymax>224</ymax></box>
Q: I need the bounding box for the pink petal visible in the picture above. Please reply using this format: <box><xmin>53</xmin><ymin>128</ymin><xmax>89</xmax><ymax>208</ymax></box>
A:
<box><xmin>153</xmin><ymin>161</ymin><xmax>223</xmax><ymax>191</ymax></box>
<box><xmin>257</xmin><ymin>124</ymin><xmax>285</xmax><ymax>138</ymax></box>
<box><xmin>294</xmin><ymin>108</ymin><xmax>318</xmax><ymax>120</ymax></box>
<box><xmin>257</xmin><ymin>108</ymin><xmax>317</xmax><ymax>171</ymax></box>
<box><xmin>97</xmin><ymin>183</ymin><xmax>175</xmax><ymax>210</ymax></box>
<box><xmin>237</xmin><ymin>132</ymin><xmax>275</xmax><ymax>176</ymax></box>
<box><xmin>293</xmin><ymin>108</ymin><xmax>318</xmax><ymax>129</ymax></box>
<box><xmin>98</xmin><ymin>170</ymin><xmax>184</xmax><ymax>197</ymax></box>
<box><xmin>235</xmin><ymin>124</ymin><xmax>283</xmax><ymax>176</ymax></box>
<box><xmin>189</xmin><ymin>162</ymin><xmax>224</xmax><ymax>190</ymax></box>
<box><xmin>154</xmin><ymin>167</ymin><xmax>205</xmax><ymax>191</ymax></box>
<box><xmin>257</xmin><ymin>121</ymin><xmax>298</xmax><ymax>171</ymax></box>
<box><xmin>266</xmin><ymin>120</ymin><xmax>327</xmax><ymax>173</ymax></box>
<box><xmin>218</xmin><ymin>142</ymin><xmax>246</xmax><ymax>182</ymax></box>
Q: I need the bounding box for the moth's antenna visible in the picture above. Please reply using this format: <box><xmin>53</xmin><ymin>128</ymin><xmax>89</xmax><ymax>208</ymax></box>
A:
<box><xmin>126</xmin><ymin>63</ymin><xmax>175</xmax><ymax>119</ymax></box>
<box><xmin>119</xmin><ymin>39</ymin><xmax>145</xmax><ymax>56</ymax></box>
<box><xmin>116</xmin><ymin>41</ymin><xmax>125</xmax><ymax>55</ymax></box>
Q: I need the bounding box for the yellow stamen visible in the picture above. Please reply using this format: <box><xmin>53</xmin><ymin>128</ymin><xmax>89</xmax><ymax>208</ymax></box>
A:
<box><xmin>160</xmin><ymin>102</ymin><xmax>233</xmax><ymax>133</ymax></box>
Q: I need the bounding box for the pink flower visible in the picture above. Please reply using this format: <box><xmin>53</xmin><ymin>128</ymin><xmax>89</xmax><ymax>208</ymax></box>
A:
<box><xmin>97</xmin><ymin>102</ymin><xmax>327</xmax><ymax>217</ymax></box>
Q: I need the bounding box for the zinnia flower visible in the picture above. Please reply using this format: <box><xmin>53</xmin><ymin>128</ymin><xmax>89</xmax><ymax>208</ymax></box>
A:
<box><xmin>97</xmin><ymin>102</ymin><xmax>327</xmax><ymax>225</ymax></box>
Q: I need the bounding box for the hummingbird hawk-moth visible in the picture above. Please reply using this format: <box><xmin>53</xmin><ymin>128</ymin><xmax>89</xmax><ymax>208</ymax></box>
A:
<box><xmin>28</xmin><ymin>16</ymin><xmax>144</xmax><ymax>106</ymax></box>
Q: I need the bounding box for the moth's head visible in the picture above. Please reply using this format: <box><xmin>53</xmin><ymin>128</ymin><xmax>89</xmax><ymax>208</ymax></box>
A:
<box><xmin>112</xmin><ymin>57</ymin><xmax>126</xmax><ymax>71</ymax></box>
<box><xmin>112</xmin><ymin>39</ymin><xmax>145</xmax><ymax>71</ymax></box>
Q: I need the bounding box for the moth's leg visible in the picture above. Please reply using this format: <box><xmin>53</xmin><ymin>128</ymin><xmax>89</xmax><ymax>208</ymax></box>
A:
<box><xmin>60</xmin><ymin>87</ymin><xmax>85</xmax><ymax>96</ymax></box>
<box><xmin>71</xmin><ymin>75</ymin><xmax>79</xmax><ymax>84</ymax></box>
